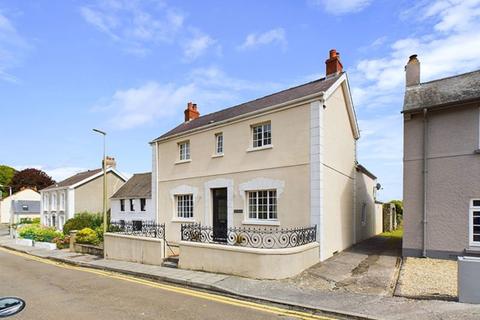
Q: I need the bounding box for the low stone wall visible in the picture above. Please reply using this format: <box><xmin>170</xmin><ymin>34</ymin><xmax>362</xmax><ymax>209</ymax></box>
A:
<box><xmin>104</xmin><ymin>233</ymin><xmax>165</xmax><ymax>266</ymax></box>
<box><xmin>74</xmin><ymin>243</ymin><xmax>104</xmax><ymax>256</ymax></box>
<box><xmin>179</xmin><ymin>242</ymin><xmax>319</xmax><ymax>279</ymax></box>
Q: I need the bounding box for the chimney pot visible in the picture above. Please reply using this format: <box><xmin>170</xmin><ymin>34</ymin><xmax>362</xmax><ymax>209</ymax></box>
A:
<box><xmin>184</xmin><ymin>102</ymin><xmax>200</xmax><ymax>122</ymax></box>
<box><xmin>405</xmin><ymin>54</ymin><xmax>420</xmax><ymax>87</ymax></box>
<box><xmin>325</xmin><ymin>48</ymin><xmax>343</xmax><ymax>77</ymax></box>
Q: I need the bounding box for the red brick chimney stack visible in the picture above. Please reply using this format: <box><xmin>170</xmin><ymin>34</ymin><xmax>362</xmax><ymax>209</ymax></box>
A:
<box><xmin>184</xmin><ymin>102</ymin><xmax>200</xmax><ymax>122</ymax></box>
<box><xmin>325</xmin><ymin>49</ymin><xmax>343</xmax><ymax>77</ymax></box>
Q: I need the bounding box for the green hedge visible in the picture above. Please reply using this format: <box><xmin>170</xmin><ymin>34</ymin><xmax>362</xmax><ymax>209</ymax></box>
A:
<box><xmin>63</xmin><ymin>212</ymin><xmax>103</xmax><ymax>235</ymax></box>
<box><xmin>18</xmin><ymin>224</ymin><xmax>63</xmax><ymax>243</ymax></box>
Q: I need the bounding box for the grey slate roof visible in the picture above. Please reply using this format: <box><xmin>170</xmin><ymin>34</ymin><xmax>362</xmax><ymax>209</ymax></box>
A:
<box><xmin>153</xmin><ymin>73</ymin><xmax>343</xmax><ymax>141</ymax></box>
<box><xmin>403</xmin><ymin>69</ymin><xmax>480</xmax><ymax>112</ymax></box>
<box><xmin>13</xmin><ymin>200</ymin><xmax>40</xmax><ymax>214</ymax></box>
<box><xmin>42</xmin><ymin>168</ymin><xmax>103</xmax><ymax>191</ymax></box>
<box><xmin>111</xmin><ymin>172</ymin><xmax>151</xmax><ymax>199</ymax></box>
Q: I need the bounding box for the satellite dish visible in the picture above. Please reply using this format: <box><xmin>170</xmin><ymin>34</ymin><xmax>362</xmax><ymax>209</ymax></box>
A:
<box><xmin>376</xmin><ymin>183</ymin><xmax>382</xmax><ymax>190</ymax></box>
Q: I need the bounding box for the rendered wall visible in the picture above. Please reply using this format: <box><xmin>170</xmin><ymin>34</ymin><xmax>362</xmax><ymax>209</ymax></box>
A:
<box><xmin>104</xmin><ymin>233</ymin><xmax>165</xmax><ymax>265</ymax></box>
<box><xmin>179</xmin><ymin>241</ymin><xmax>319</xmax><ymax>279</ymax></box>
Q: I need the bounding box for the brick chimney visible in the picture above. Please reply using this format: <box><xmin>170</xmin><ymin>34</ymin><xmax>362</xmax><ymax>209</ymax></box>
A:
<box><xmin>325</xmin><ymin>49</ymin><xmax>343</xmax><ymax>77</ymax></box>
<box><xmin>184</xmin><ymin>102</ymin><xmax>200</xmax><ymax>122</ymax></box>
<box><xmin>103</xmin><ymin>156</ymin><xmax>116</xmax><ymax>169</ymax></box>
<box><xmin>405</xmin><ymin>54</ymin><xmax>420</xmax><ymax>87</ymax></box>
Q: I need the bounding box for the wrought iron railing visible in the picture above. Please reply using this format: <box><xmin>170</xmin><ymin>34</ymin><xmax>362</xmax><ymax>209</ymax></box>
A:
<box><xmin>109</xmin><ymin>220</ymin><xmax>165</xmax><ymax>239</ymax></box>
<box><xmin>181</xmin><ymin>223</ymin><xmax>317</xmax><ymax>249</ymax></box>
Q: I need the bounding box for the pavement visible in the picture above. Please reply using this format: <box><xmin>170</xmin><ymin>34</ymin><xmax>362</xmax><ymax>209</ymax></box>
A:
<box><xmin>2</xmin><ymin>235</ymin><xmax>480</xmax><ymax>319</ymax></box>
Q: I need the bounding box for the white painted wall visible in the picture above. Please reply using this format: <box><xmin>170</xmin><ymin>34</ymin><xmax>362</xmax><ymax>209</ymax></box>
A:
<box><xmin>110</xmin><ymin>198</ymin><xmax>154</xmax><ymax>222</ymax></box>
<box><xmin>0</xmin><ymin>189</ymin><xmax>40</xmax><ymax>224</ymax></box>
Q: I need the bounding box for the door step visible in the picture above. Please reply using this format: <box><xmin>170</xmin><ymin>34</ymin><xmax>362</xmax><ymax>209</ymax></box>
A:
<box><xmin>162</xmin><ymin>256</ymin><xmax>179</xmax><ymax>268</ymax></box>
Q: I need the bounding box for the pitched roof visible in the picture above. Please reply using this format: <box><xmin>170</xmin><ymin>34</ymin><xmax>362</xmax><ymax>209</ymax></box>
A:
<box><xmin>403</xmin><ymin>69</ymin><xmax>480</xmax><ymax>112</ymax></box>
<box><xmin>13</xmin><ymin>200</ymin><xmax>41</xmax><ymax>214</ymax></box>
<box><xmin>153</xmin><ymin>73</ymin><xmax>343</xmax><ymax>141</ymax></box>
<box><xmin>111</xmin><ymin>172</ymin><xmax>151</xmax><ymax>199</ymax></box>
<box><xmin>41</xmin><ymin>169</ymin><xmax>102</xmax><ymax>191</ymax></box>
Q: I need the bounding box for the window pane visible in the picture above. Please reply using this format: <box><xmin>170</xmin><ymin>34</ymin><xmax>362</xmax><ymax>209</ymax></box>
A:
<box><xmin>269</xmin><ymin>190</ymin><xmax>277</xmax><ymax>219</ymax></box>
<box><xmin>474</xmin><ymin>226</ymin><xmax>480</xmax><ymax>233</ymax></box>
<box><xmin>248</xmin><ymin>192</ymin><xmax>257</xmax><ymax>219</ymax></box>
<box><xmin>473</xmin><ymin>200</ymin><xmax>480</xmax><ymax>207</ymax></box>
<box><xmin>474</xmin><ymin>211</ymin><xmax>480</xmax><ymax>217</ymax></box>
<box><xmin>474</xmin><ymin>235</ymin><xmax>480</xmax><ymax>242</ymax></box>
<box><xmin>474</xmin><ymin>217</ymin><xmax>480</xmax><ymax>225</ymax></box>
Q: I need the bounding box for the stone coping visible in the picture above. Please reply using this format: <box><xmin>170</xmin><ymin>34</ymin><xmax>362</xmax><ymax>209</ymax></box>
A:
<box><xmin>104</xmin><ymin>232</ymin><xmax>164</xmax><ymax>243</ymax></box>
<box><xmin>179</xmin><ymin>241</ymin><xmax>319</xmax><ymax>255</ymax></box>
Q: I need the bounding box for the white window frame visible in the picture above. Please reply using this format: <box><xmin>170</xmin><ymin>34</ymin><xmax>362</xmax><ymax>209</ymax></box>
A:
<box><xmin>215</xmin><ymin>133</ymin><xmax>224</xmax><ymax>155</ymax></box>
<box><xmin>59</xmin><ymin>192</ymin><xmax>65</xmax><ymax>211</ymax></box>
<box><xmin>251</xmin><ymin>122</ymin><xmax>272</xmax><ymax>149</ymax></box>
<box><xmin>51</xmin><ymin>194</ymin><xmax>57</xmax><ymax>211</ymax></box>
<box><xmin>179</xmin><ymin>141</ymin><xmax>190</xmax><ymax>161</ymax></box>
<box><xmin>120</xmin><ymin>199</ymin><xmax>125</xmax><ymax>212</ymax></box>
<box><xmin>176</xmin><ymin>194</ymin><xmax>193</xmax><ymax>219</ymax></box>
<box><xmin>246</xmin><ymin>190</ymin><xmax>277</xmax><ymax>221</ymax></box>
<box><xmin>43</xmin><ymin>194</ymin><xmax>49</xmax><ymax>211</ymax></box>
<box><xmin>469</xmin><ymin>199</ymin><xmax>480</xmax><ymax>246</ymax></box>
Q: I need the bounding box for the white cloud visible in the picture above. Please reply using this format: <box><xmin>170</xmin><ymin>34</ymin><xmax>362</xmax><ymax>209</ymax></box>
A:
<box><xmin>0</xmin><ymin>11</ymin><xmax>29</xmax><ymax>83</ymax></box>
<box><xmin>94</xmin><ymin>66</ymin><xmax>282</xmax><ymax>130</ymax></box>
<box><xmin>80</xmin><ymin>1</ymin><xmax>185</xmax><ymax>55</ymax></box>
<box><xmin>183</xmin><ymin>32</ymin><xmax>217</xmax><ymax>61</ymax></box>
<box><xmin>239</xmin><ymin>28</ymin><xmax>287</xmax><ymax>50</ymax></box>
<box><xmin>308</xmin><ymin>0</ymin><xmax>372</xmax><ymax>15</ymax></box>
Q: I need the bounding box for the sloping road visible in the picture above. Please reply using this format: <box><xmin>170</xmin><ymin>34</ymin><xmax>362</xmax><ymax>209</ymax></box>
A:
<box><xmin>0</xmin><ymin>247</ymin><xmax>341</xmax><ymax>320</ymax></box>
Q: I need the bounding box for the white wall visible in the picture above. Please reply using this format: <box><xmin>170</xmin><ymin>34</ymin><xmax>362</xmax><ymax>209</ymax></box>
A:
<box><xmin>110</xmin><ymin>198</ymin><xmax>154</xmax><ymax>222</ymax></box>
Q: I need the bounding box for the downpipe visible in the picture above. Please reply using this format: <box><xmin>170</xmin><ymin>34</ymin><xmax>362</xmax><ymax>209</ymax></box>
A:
<box><xmin>422</xmin><ymin>108</ymin><xmax>428</xmax><ymax>258</ymax></box>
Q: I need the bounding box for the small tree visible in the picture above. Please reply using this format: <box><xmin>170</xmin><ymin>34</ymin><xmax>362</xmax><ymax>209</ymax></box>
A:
<box><xmin>10</xmin><ymin>168</ymin><xmax>55</xmax><ymax>193</ymax></box>
<box><xmin>0</xmin><ymin>165</ymin><xmax>16</xmax><ymax>198</ymax></box>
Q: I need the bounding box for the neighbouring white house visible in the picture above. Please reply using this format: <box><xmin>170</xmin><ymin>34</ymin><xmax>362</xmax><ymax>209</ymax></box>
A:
<box><xmin>40</xmin><ymin>157</ymin><xmax>127</xmax><ymax>231</ymax></box>
<box><xmin>0</xmin><ymin>188</ymin><xmax>41</xmax><ymax>224</ymax></box>
<box><xmin>145</xmin><ymin>49</ymin><xmax>383</xmax><ymax>279</ymax></box>
<box><xmin>110</xmin><ymin>172</ymin><xmax>154</xmax><ymax>228</ymax></box>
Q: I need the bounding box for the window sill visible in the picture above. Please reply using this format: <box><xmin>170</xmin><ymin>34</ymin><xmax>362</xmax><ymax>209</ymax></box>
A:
<box><xmin>175</xmin><ymin>159</ymin><xmax>192</xmax><ymax>165</ymax></box>
<box><xmin>211</xmin><ymin>153</ymin><xmax>224</xmax><ymax>158</ymax></box>
<box><xmin>242</xmin><ymin>219</ymin><xmax>280</xmax><ymax>226</ymax></box>
<box><xmin>171</xmin><ymin>218</ymin><xmax>195</xmax><ymax>223</ymax></box>
<box><xmin>246</xmin><ymin>145</ymin><xmax>273</xmax><ymax>153</ymax></box>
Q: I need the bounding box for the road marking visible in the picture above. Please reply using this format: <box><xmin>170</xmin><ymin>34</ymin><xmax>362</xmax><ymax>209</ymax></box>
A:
<box><xmin>0</xmin><ymin>247</ymin><xmax>337</xmax><ymax>320</ymax></box>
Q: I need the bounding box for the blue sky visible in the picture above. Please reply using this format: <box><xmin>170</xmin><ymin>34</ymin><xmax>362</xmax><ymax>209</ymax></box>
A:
<box><xmin>1</xmin><ymin>0</ymin><xmax>480</xmax><ymax>201</ymax></box>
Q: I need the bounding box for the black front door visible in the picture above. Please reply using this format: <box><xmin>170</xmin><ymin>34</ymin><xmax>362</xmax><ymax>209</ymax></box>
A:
<box><xmin>212</xmin><ymin>188</ymin><xmax>228</xmax><ymax>242</ymax></box>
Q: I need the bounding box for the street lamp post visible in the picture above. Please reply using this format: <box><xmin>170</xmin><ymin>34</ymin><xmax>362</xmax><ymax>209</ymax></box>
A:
<box><xmin>0</xmin><ymin>184</ymin><xmax>14</xmax><ymax>237</ymax></box>
<box><xmin>93</xmin><ymin>129</ymin><xmax>107</xmax><ymax>234</ymax></box>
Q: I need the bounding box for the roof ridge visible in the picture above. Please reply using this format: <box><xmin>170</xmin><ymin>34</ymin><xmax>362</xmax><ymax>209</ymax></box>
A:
<box><xmin>419</xmin><ymin>69</ymin><xmax>480</xmax><ymax>86</ymax></box>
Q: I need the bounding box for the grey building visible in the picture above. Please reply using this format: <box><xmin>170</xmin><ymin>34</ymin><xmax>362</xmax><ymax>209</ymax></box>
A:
<box><xmin>402</xmin><ymin>54</ymin><xmax>480</xmax><ymax>259</ymax></box>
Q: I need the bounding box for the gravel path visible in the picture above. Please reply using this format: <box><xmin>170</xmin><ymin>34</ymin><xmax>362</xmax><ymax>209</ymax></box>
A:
<box><xmin>395</xmin><ymin>257</ymin><xmax>457</xmax><ymax>300</ymax></box>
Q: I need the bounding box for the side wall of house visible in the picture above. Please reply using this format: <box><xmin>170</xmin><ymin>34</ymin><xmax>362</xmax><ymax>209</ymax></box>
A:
<box><xmin>74</xmin><ymin>172</ymin><xmax>125</xmax><ymax>214</ymax></box>
<box><xmin>355</xmin><ymin>170</ymin><xmax>382</xmax><ymax>242</ymax></box>
<box><xmin>1</xmin><ymin>189</ymin><xmax>40</xmax><ymax>224</ymax></box>
<box><xmin>403</xmin><ymin>104</ymin><xmax>480</xmax><ymax>259</ymax></box>
<box><xmin>111</xmin><ymin>198</ymin><xmax>154</xmax><ymax>222</ymax></box>
<box><xmin>156</xmin><ymin>103</ymin><xmax>311</xmax><ymax>245</ymax></box>
<box><xmin>322</xmin><ymin>84</ymin><xmax>356</xmax><ymax>259</ymax></box>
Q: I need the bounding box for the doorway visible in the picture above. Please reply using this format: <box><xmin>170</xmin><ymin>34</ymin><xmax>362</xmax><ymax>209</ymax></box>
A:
<box><xmin>212</xmin><ymin>188</ymin><xmax>228</xmax><ymax>242</ymax></box>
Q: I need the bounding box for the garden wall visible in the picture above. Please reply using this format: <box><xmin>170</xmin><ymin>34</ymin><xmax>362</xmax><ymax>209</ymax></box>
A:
<box><xmin>104</xmin><ymin>233</ymin><xmax>165</xmax><ymax>266</ymax></box>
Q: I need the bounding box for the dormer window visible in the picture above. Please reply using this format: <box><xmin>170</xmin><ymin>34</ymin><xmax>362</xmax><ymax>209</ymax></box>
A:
<box><xmin>179</xmin><ymin>141</ymin><xmax>190</xmax><ymax>161</ymax></box>
<box><xmin>252</xmin><ymin>122</ymin><xmax>271</xmax><ymax>148</ymax></box>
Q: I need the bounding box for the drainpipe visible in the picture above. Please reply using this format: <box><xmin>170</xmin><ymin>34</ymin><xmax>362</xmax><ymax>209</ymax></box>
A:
<box><xmin>422</xmin><ymin>108</ymin><xmax>428</xmax><ymax>258</ymax></box>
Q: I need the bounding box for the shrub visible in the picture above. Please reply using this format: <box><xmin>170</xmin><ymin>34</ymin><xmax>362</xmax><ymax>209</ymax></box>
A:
<box><xmin>95</xmin><ymin>224</ymin><xmax>104</xmax><ymax>242</ymax></box>
<box><xmin>18</xmin><ymin>224</ymin><xmax>63</xmax><ymax>243</ymax></box>
<box><xmin>54</xmin><ymin>235</ymin><xmax>70</xmax><ymax>249</ymax></box>
<box><xmin>63</xmin><ymin>212</ymin><xmax>103</xmax><ymax>235</ymax></box>
<box><xmin>19</xmin><ymin>217</ymin><xmax>40</xmax><ymax>225</ymax></box>
<box><xmin>75</xmin><ymin>228</ymin><xmax>100</xmax><ymax>246</ymax></box>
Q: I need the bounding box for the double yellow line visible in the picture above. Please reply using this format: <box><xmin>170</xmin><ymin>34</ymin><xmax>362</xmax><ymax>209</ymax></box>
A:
<box><xmin>0</xmin><ymin>247</ymin><xmax>336</xmax><ymax>320</ymax></box>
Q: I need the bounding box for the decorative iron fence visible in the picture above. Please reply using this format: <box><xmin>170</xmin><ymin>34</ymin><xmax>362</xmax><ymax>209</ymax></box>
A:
<box><xmin>181</xmin><ymin>223</ymin><xmax>317</xmax><ymax>249</ymax></box>
<box><xmin>109</xmin><ymin>220</ymin><xmax>165</xmax><ymax>239</ymax></box>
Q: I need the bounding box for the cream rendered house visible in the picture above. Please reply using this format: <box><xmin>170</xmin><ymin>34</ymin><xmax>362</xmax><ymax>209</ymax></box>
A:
<box><xmin>40</xmin><ymin>159</ymin><xmax>126</xmax><ymax>231</ymax></box>
<box><xmin>150</xmin><ymin>50</ymin><xmax>381</xmax><ymax>277</ymax></box>
<box><xmin>403</xmin><ymin>55</ymin><xmax>480</xmax><ymax>259</ymax></box>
